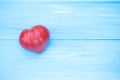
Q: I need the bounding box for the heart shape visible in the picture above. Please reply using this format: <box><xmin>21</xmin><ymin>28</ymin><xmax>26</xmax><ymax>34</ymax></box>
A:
<box><xmin>19</xmin><ymin>25</ymin><xmax>50</xmax><ymax>53</ymax></box>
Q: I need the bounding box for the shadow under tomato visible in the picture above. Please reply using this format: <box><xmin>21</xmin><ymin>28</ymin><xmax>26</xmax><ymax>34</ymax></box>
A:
<box><xmin>18</xmin><ymin>39</ymin><xmax>52</xmax><ymax>60</ymax></box>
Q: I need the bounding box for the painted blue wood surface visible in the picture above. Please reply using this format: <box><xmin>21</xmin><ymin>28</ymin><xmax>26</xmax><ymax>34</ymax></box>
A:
<box><xmin>0</xmin><ymin>0</ymin><xmax>120</xmax><ymax>2</ymax></box>
<box><xmin>0</xmin><ymin>2</ymin><xmax>120</xmax><ymax>39</ymax></box>
<box><xmin>0</xmin><ymin>39</ymin><xmax>120</xmax><ymax>80</ymax></box>
<box><xmin>0</xmin><ymin>2</ymin><xmax>120</xmax><ymax>80</ymax></box>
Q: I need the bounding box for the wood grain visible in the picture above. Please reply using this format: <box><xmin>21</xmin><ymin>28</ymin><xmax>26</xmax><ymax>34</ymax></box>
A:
<box><xmin>0</xmin><ymin>2</ymin><xmax>120</xmax><ymax>80</ymax></box>
<box><xmin>0</xmin><ymin>0</ymin><xmax>120</xmax><ymax>2</ymax></box>
<box><xmin>0</xmin><ymin>2</ymin><xmax>120</xmax><ymax>39</ymax></box>
<box><xmin>0</xmin><ymin>39</ymin><xmax>120</xmax><ymax>80</ymax></box>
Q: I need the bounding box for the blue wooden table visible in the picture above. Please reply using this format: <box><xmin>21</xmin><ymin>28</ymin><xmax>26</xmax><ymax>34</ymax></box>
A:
<box><xmin>0</xmin><ymin>0</ymin><xmax>120</xmax><ymax>80</ymax></box>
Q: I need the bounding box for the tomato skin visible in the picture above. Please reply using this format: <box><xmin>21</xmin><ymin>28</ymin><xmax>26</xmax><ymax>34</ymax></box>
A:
<box><xmin>19</xmin><ymin>25</ymin><xmax>50</xmax><ymax>53</ymax></box>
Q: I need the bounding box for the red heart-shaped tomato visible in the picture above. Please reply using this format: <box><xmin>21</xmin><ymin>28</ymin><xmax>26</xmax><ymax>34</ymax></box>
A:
<box><xmin>19</xmin><ymin>25</ymin><xmax>50</xmax><ymax>53</ymax></box>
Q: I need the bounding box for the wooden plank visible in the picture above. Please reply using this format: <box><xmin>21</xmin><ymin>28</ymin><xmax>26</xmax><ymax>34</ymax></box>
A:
<box><xmin>0</xmin><ymin>0</ymin><xmax>120</xmax><ymax>3</ymax></box>
<box><xmin>0</xmin><ymin>3</ymin><xmax>120</xmax><ymax>39</ymax></box>
<box><xmin>0</xmin><ymin>39</ymin><xmax>120</xmax><ymax>80</ymax></box>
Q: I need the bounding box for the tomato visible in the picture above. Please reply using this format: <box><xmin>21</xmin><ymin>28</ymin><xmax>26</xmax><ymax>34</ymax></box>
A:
<box><xmin>19</xmin><ymin>25</ymin><xmax>50</xmax><ymax>53</ymax></box>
